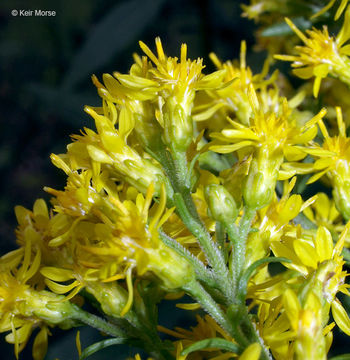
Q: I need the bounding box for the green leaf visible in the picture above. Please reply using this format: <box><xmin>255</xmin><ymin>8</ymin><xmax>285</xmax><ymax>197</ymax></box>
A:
<box><xmin>261</xmin><ymin>17</ymin><xmax>311</xmax><ymax>37</ymax></box>
<box><xmin>238</xmin><ymin>257</ymin><xmax>291</xmax><ymax>303</ymax></box>
<box><xmin>62</xmin><ymin>0</ymin><xmax>164</xmax><ymax>89</ymax></box>
<box><xmin>329</xmin><ymin>355</ymin><xmax>350</xmax><ymax>360</ymax></box>
<box><xmin>80</xmin><ymin>338</ymin><xmax>127</xmax><ymax>360</ymax></box>
<box><xmin>181</xmin><ymin>338</ymin><xmax>240</xmax><ymax>356</ymax></box>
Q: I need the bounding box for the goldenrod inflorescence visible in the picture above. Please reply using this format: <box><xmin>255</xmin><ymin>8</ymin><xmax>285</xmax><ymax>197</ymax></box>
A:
<box><xmin>3</xmin><ymin>2</ymin><xmax>350</xmax><ymax>359</ymax></box>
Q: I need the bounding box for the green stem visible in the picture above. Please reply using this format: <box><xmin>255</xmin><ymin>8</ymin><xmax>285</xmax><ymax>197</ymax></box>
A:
<box><xmin>72</xmin><ymin>306</ymin><xmax>124</xmax><ymax>338</ymax></box>
<box><xmin>215</xmin><ymin>221</ymin><xmax>228</xmax><ymax>262</ymax></box>
<box><xmin>183</xmin><ymin>280</ymin><xmax>234</xmax><ymax>336</ymax></box>
<box><xmin>228</xmin><ymin>207</ymin><xmax>256</xmax><ymax>288</ymax></box>
<box><xmin>171</xmin><ymin>150</ymin><xmax>190</xmax><ymax>189</ymax></box>
<box><xmin>174</xmin><ymin>193</ymin><xmax>234</xmax><ymax>300</ymax></box>
<box><xmin>240</xmin><ymin>310</ymin><xmax>272</xmax><ymax>360</ymax></box>
<box><xmin>159</xmin><ymin>230</ymin><xmax>217</xmax><ymax>288</ymax></box>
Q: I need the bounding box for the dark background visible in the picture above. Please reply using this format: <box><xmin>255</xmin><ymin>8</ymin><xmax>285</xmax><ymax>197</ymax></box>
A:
<box><xmin>0</xmin><ymin>0</ymin><xmax>254</xmax><ymax>359</ymax></box>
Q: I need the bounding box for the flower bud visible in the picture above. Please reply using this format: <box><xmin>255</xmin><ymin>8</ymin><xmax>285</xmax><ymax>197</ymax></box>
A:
<box><xmin>28</xmin><ymin>290</ymin><xmax>78</xmax><ymax>329</ymax></box>
<box><xmin>163</xmin><ymin>98</ymin><xmax>193</xmax><ymax>152</ymax></box>
<box><xmin>205</xmin><ymin>184</ymin><xmax>239</xmax><ymax>224</ymax></box>
<box><xmin>146</xmin><ymin>244</ymin><xmax>195</xmax><ymax>289</ymax></box>
<box><xmin>243</xmin><ymin>146</ymin><xmax>283</xmax><ymax>210</ymax></box>
<box><xmin>86</xmin><ymin>282</ymin><xmax>128</xmax><ymax>317</ymax></box>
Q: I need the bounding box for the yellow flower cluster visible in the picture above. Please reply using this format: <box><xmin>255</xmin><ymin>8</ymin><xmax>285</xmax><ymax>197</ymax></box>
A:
<box><xmin>3</xmin><ymin>3</ymin><xmax>350</xmax><ymax>359</ymax></box>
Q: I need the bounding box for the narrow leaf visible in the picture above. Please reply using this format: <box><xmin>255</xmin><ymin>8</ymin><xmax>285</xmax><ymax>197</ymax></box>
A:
<box><xmin>238</xmin><ymin>257</ymin><xmax>291</xmax><ymax>303</ymax></box>
<box><xmin>181</xmin><ymin>338</ymin><xmax>240</xmax><ymax>356</ymax></box>
<box><xmin>80</xmin><ymin>338</ymin><xmax>127</xmax><ymax>360</ymax></box>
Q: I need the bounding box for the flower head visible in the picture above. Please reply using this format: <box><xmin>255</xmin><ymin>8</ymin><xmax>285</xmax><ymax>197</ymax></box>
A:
<box><xmin>275</xmin><ymin>9</ymin><xmax>350</xmax><ymax>97</ymax></box>
<box><xmin>296</xmin><ymin>107</ymin><xmax>350</xmax><ymax>219</ymax></box>
<box><xmin>210</xmin><ymin>84</ymin><xmax>325</xmax><ymax>208</ymax></box>
<box><xmin>0</xmin><ymin>246</ymin><xmax>76</xmax><ymax>360</ymax></box>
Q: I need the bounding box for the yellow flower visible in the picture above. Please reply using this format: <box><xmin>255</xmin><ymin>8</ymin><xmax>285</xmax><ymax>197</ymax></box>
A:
<box><xmin>138</xmin><ymin>38</ymin><xmax>224</xmax><ymax>117</ymax></box>
<box><xmin>302</xmin><ymin>192</ymin><xmax>349</xmax><ymax>242</ymax></box>
<box><xmin>41</xmin><ymin>183</ymin><xmax>194</xmax><ymax>316</ymax></box>
<box><xmin>245</xmin><ymin>177</ymin><xmax>316</xmax><ymax>267</ymax></box>
<box><xmin>193</xmin><ymin>41</ymin><xmax>287</xmax><ymax>127</ymax></box>
<box><xmin>210</xmin><ymin>84</ymin><xmax>325</xmax><ymax>208</ymax></box>
<box><xmin>275</xmin><ymin>8</ymin><xmax>350</xmax><ymax>97</ymax></box>
<box><xmin>283</xmin><ymin>289</ymin><xmax>327</xmax><ymax>360</ymax></box>
<box><xmin>271</xmin><ymin>223</ymin><xmax>350</xmax><ymax>303</ymax></box>
<box><xmin>136</xmin><ymin>38</ymin><xmax>226</xmax><ymax>151</ymax></box>
<box><xmin>296</xmin><ymin>107</ymin><xmax>350</xmax><ymax>220</ymax></box>
<box><xmin>63</xmin><ymin>105</ymin><xmax>169</xmax><ymax>197</ymax></box>
<box><xmin>0</xmin><ymin>247</ymin><xmax>75</xmax><ymax>360</ymax></box>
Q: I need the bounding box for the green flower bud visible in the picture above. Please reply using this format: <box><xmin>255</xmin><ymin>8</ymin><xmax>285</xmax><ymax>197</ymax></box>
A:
<box><xmin>28</xmin><ymin>290</ymin><xmax>78</xmax><ymax>328</ymax></box>
<box><xmin>243</xmin><ymin>147</ymin><xmax>283</xmax><ymax>210</ymax></box>
<box><xmin>86</xmin><ymin>282</ymin><xmax>128</xmax><ymax>317</ymax></box>
<box><xmin>205</xmin><ymin>184</ymin><xmax>239</xmax><ymax>224</ymax></box>
<box><xmin>147</xmin><ymin>244</ymin><xmax>195</xmax><ymax>289</ymax></box>
<box><xmin>164</xmin><ymin>98</ymin><xmax>193</xmax><ymax>152</ymax></box>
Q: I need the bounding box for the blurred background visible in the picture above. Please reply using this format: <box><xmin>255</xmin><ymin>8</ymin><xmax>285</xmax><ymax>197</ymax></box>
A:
<box><xmin>0</xmin><ymin>0</ymin><xmax>254</xmax><ymax>358</ymax></box>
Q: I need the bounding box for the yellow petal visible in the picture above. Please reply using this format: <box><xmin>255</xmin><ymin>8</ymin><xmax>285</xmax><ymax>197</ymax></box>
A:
<box><xmin>196</xmin><ymin>69</ymin><xmax>227</xmax><ymax>89</ymax></box>
<box><xmin>292</xmin><ymin>66</ymin><xmax>314</xmax><ymax>79</ymax></box>
<box><xmin>87</xmin><ymin>145</ymin><xmax>113</xmax><ymax>164</ymax></box>
<box><xmin>222</xmin><ymin>128</ymin><xmax>259</xmax><ymax>141</ymax></box>
<box><xmin>114</xmin><ymin>73</ymin><xmax>159</xmax><ymax>89</ymax></box>
<box><xmin>239</xmin><ymin>343</ymin><xmax>261</xmax><ymax>360</ymax></box>
<box><xmin>283</xmin><ymin>289</ymin><xmax>301</xmax><ymax>330</ymax></box>
<box><xmin>40</xmin><ymin>267</ymin><xmax>74</xmax><ymax>282</ymax></box>
<box><xmin>278</xmin><ymin>169</ymin><xmax>296</xmax><ymax>180</ymax></box>
<box><xmin>313</xmin><ymin>76</ymin><xmax>323</xmax><ymax>98</ymax></box>
<box><xmin>337</xmin><ymin>5</ymin><xmax>350</xmax><ymax>44</ymax></box>
<box><xmin>210</xmin><ymin>141</ymin><xmax>254</xmax><ymax>154</ymax></box>
<box><xmin>283</xmin><ymin>145</ymin><xmax>307</xmax><ymax>161</ymax></box>
<box><xmin>279</xmin><ymin>194</ymin><xmax>302</xmax><ymax>223</ymax></box>
<box><xmin>33</xmin><ymin>199</ymin><xmax>49</xmax><ymax>218</ymax></box>
<box><xmin>193</xmin><ymin>103</ymin><xmax>226</xmax><ymax>122</ymax></box>
<box><xmin>315</xmin><ymin>226</ymin><xmax>333</xmax><ymax>262</ymax></box>
<box><xmin>176</xmin><ymin>303</ymin><xmax>201</xmax><ymax>310</ymax></box>
<box><xmin>119</xmin><ymin>106</ymin><xmax>135</xmax><ymax>140</ymax></box>
<box><xmin>306</xmin><ymin>170</ymin><xmax>328</xmax><ymax>184</ymax></box>
<box><xmin>332</xmin><ymin>299</ymin><xmax>350</xmax><ymax>336</ymax></box>
<box><xmin>293</xmin><ymin>240</ymin><xmax>318</xmax><ymax>268</ymax></box>
<box><xmin>32</xmin><ymin>327</ymin><xmax>48</xmax><ymax>360</ymax></box>
<box><xmin>45</xmin><ymin>279</ymin><xmax>80</xmax><ymax>294</ymax></box>
<box><xmin>75</xmin><ymin>331</ymin><xmax>82</xmax><ymax>358</ymax></box>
